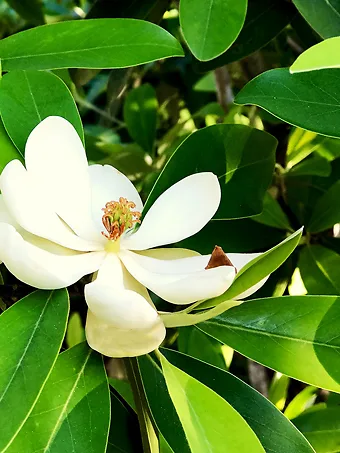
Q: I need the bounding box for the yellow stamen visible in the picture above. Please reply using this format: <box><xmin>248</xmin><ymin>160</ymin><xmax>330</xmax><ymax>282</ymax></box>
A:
<box><xmin>102</xmin><ymin>197</ymin><xmax>141</xmax><ymax>241</ymax></box>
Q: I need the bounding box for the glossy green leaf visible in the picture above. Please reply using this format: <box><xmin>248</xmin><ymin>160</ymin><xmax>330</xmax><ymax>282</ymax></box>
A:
<box><xmin>294</xmin><ymin>406</ymin><xmax>340</xmax><ymax>452</ymax></box>
<box><xmin>253</xmin><ymin>192</ymin><xmax>292</xmax><ymax>231</ymax></box>
<box><xmin>204</xmin><ymin>228</ymin><xmax>302</xmax><ymax>307</ymax></box>
<box><xmin>7</xmin><ymin>342</ymin><xmax>110</xmax><ymax>452</ymax></box>
<box><xmin>292</xmin><ymin>0</ymin><xmax>340</xmax><ymax>38</ymax></box>
<box><xmin>291</xmin><ymin>37</ymin><xmax>340</xmax><ymax>73</ymax></box>
<box><xmin>123</xmin><ymin>84</ymin><xmax>158</xmax><ymax>152</ymax></box>
<box><xmin>162</xmin><ymin>348</ymin><xmax>315</xmax><ymax>453</ymax></box>
<box><xmin>144</xmin><ymin>124</ymin><xmax>277</xmax><ymax>219</ymax></box>
<box><xmin>235</xmin><ymin>68</ymin><xmax>340</xmax><ymax>139</ymax></box>
<box><xmin>308</xmin><ymin>180</ymin><xmax>340</xmax><ymax>233</ymax></box>
<box><xmin>0</xmin><ymin>289</ymin><xmax>69</xmax><ymax>452</ymax></box>
<box><xmin>0</xmin><ymin>19</ymin><xmax>184</xmax><ymax>71</ymax></box>
<box><xmin>200</xmin><ymin>295</ymin><xmax>340</xmax><ymax>392</ymax></box>
<box><xmin>5</xmin><ymin>0</ymin><xmax>44</xmax><ymax>25</ymax></box>
<box><xmin>284</xmin><ymin>386</ymin><xmax>317</xmax><ymax>420</ymax></box>
<box><xmin>298</xmin><ymin>245</ymin><xmax>340</xmax><ymax>294</ymax></box>
<box><xmin>109</xmin><ymin>378</ymin><xmax>136</xmax><ymax>411</ymax></box>
<box><xmin>138</xmin><ymin>355</ymin><xmax>191</xmax><ymax>453</ymax></box>
<box><xmin>178</xmin><ymin>326</ymin><xmax>229</xmax><ymax>369</ymax></box>
<box><xmin>195</xmin><ymin>0</ymin><xmax>296</xmax><ymax>70</ymax></box>
<box><xmin>0</xmin><ymin>117</ymin><xmax>23</xmax><ymax>168</ymax></box>
<box><xmin>159</xmin><ymin>352</ymin><xmax>265</xmax><ymax>453</ymax></box>
<box><xmin>0</xmin><ymin>70</ymin><xmax>83</xmax><ymax>153</ymax></box>
<box><xmin>179</xmin><ymin>0</ymin><xmax>247</xmax><ymax>61</ymax></box>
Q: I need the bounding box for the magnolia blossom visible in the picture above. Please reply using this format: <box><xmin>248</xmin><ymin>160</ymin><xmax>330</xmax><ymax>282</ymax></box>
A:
<box><xmin>0</xmin><ymin>116</ymin><xmax>266</xmax><ymax>357</ymax></box>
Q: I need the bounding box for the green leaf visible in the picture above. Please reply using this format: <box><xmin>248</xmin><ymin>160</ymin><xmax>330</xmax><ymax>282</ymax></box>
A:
<box><xmin>298</xmin><ymin>245</ymin><xmax>340</xmax><ymax>294</ymax></box>
<box><xmin>294</xmin><ymin>406</ymin><xmax>340</xmax><ymax>453</ymax></box>
<box><xmin>123</xmin><ymin>84</ymin><xmax>158</xmax><ymax>152</ymax></box>
<box><xmin>0</xmin><ymin>19</ymin><xmax>184</xmax><ymax>71</ymax></box>
<box><xmin>138</xmin><ymin>355</ymin><xmax>191</xmax><ymax>453</ymax></box>
<box><xmin>284</xmin><ymin>386</ymin><xmax>317</xmax><ymax>420</ymax></box>
<box><xmin>200</xmin><ymin>295</ymin><xmax>340</xmax><ymax>392</ymax></box>
<box><xmin>5</xmin><ymin>0</ymin><xmax>45</xmax><ymax>25</ymax></box>
<box><xmin>159</xmin><ymin>352</ymin><xmax>265</xmax><ymax>453</ymax></box>
<box><xmin>109</xmin><ymin>378</ymin><xmax>136</xmax><ymax>411</ymax></box>
<box><xmin>66</xmin><ymin>312</ymin><xmax>85</xmax><ymax>348</ymax></box>
<box><xmin>253</xmin><ymin>192</ymin><xmax>292</xmax><ymax>231</ymax></box>
<box><xmin>291</xmin><ymin>37</ymin><xmax>340</xmax><ymax>73</ymax></box>
<box><xmin>107</xmin><ymin>389</ymin><xmax>138</xmax><ymax>453</ymax></box>
<box><xmin>7</xmin><ymin>342</ymin><xmax>110</xmax><ymax>452</ymax></box>
<box><xmin>179</xmin><ymin>0</ymin><xmax>247</xmax><ymax>61</ymax></box>
<box><xmin>144</xmin><ymin>124</ymin><xmax>277</xmax><ymax>219</ymax></box>
<box><xmin>0</xmin><ymin>289</ymin><xmax>69</xmax><ymax>452</ymax></box>
<box><xmin>235</xmin><ymin>68</ymin><xmax>340</xmax><ymax>139</ymax></box>
<box><xmin>162</xmin><ymin>348</ymin><xmax>315</xmax><ymax>453</ymax></box>
<box><xmin>268</xmin><ymin>373</ymin><xmax>290</xmax><ymax>411</ymax></box>
<box><xmin>204</xmin><ymin>228</ymin><xmax>302</xmax><ymax>307</ymax></box>
<box><xmin>292</xmin><ymin>0</ymin><xmax>340</xmax><ymax>38</ymax></box>
<box><xmin>178</xmin><ymin>326</ymin><xmax>229</xmax><ymax>369</ymax></box>
<box><xmin>195</xmin><ymin>0</ymin><xmax>296</xmax><ymax>70</ymax></box>
<box><xmin>0</xmin><ymin>117</ymin><xmax>23</xmax><ymax>169</ymax></box>
<box><xmin>308</xmin><ymin>180</ymin><xmax>340</xmax><ymax>233</ymax></box>
<box><xmin>287</xmin><ymin>154</ymin><xmax>331</xmax><ymax>177</ymax></box>
<box><xmin>0</xmin><ymin>70</ymin><xmax>83</xmax><ymax>153</ymax></box>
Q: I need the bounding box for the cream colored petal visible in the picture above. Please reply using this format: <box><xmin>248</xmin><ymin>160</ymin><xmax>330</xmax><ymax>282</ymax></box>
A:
<box><xmin>119</xmin><ymin>250</ymin><xmax>236</xmax><ymax>305</ymax></box>
<box><xmin>85</xmin><ymin>254</ymin><xmax>158</xmax><ymax>329</ymax></box>
<box><xmin>0</xmin><ymin>223</ymin><xmax>105</xmax><ymax>289</ymax></box>
<box><xmin>86</xmin><ymin>310</ymin><xmax>165</xmax><ymax>358</ymax></box>
<box><xmin>121</xmin><ymin>172</ymin><xmax>220</xmax><ymax>250</ymax></box>
<box><xmin>24</xmin><ymin>116</ymin><xmax>101</xmax><ymax>242</ymax></box>
<box><xmin>89</xmin><ymin>164</ymin><xmax>143</xmax><ymax>231</ymax></box>
<box><xmin>0</xmin><ymin>160</ymin><xmax>102</xmax><ymax>251</ymax></box>
<box><xmin>85</xmin><ymin>253</ymin><xmax>165</xmax><ymax>358</ymax></box>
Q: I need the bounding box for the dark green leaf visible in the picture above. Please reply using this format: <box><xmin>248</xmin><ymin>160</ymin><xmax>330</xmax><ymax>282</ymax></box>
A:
<box><xmin>298</xmin><ymin>245</ymin><xmax>340</xmax><ymax>294</ymax></box>
<box><xmin>195</xmin><ymin>0</ymin><xmax>296</xmax><ymax>71</ymax></box>
<box><xmin>235</xmin><ymin>68</ymin><xmax>340</xmax><ymax>139</ymax></box>
<box><xmin>0</xmin><ymin>70</ymin><xmax>83</xmax><ymax>153</ymax></box>
<box><xmin>0</xmin><ymin>117</ymin><xmax>23</xmax><ymax>169</ymax></box>
<box><xmin>123</xmin><ymin>84</ymin><xmax>158</xmax><ymax>152</ymax></box>
<box><xmin>5</xmin><ymin>0</ymin><xmax>44</xmax><ymax>25</ymax></box>
<box><xmin>179</xmin><ymin>0</ymin><xmax>247</xmax><ymax>61</ymax></box>
<box><xmin>0</xmin><ymin>19</ymin><xmax>184</xmax><ymax>71</ymax></box>
<box><xmin>292</xmin><ymin>0</ymin><xmax>340</xmax><ymax>38</ymax></box>
<box><xmin>0</xmin><ymin>290</ymin><xmax>69</xmax><ymax>452</ymax></box>
<box><xmin>288</xmin><ymin>154</ymin><xmax>332</xmax><ymax>177</ymax></box>
<box><xmin>7</xmin><ymin>342</ymin><xmax>110</xmax><ymax>452</ymax></box>
<box><xmin>138</xmin><ymin>355</ymin><xmax>191</xmax><ymax>453</ymax></box>
<box><xmin>201</xmin><ymin>295</ymin><xmax>340</xmax><ymax>392</ymax></box>
<box><xmin>253</xmin><ymin>192</ymin><xmax>292</xmax><ymax>231</ymax></box>
<box><xmin>162</xmin><ymin>348</ymin><xmax>315</xmax><ymax>453</ymax></box>
<box><xmin>144</xmin><ymin>124</ymin><xmax>277</xmax><ymax>219</ymax></box>
<box><xmin>308</xmin><ymin>180</ymin><xmax>340</xmax><ymax>233</ymax></box>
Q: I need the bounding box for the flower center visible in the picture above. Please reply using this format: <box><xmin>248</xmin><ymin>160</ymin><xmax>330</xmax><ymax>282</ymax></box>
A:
<box><xmin>101</xmin><ymin>197</ymin><xmax>141</xmax><ymax>241</ymax></box>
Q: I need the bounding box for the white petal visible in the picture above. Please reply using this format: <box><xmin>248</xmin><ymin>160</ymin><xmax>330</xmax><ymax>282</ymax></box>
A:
<box><xmin>227</xmin><ymin>252</ymin><xmax>269</xmax><ymax>300</ymax></box>
<box><xmin>85</xmin><ymin>253</ymin><xmax>165</xmax><ymax>357</ymax></box>
<box><xmin>85</xmin><ymin>254</ymin><xmax>158</xmax><ymax>329</ymax></box>
<box><xmin>119</xmin><ymin>249</ymin><xmax>236</xmax><ymax>304</ymax></box>
<box><xmin>121</xmin><ymin>172</ymin><xmax>221</xmax><ymax>250</ymax></box>
<box><xmin>24</xmin><ymin>116</ymin><xmax>100</xmax><ymax>241</ymax></box>
<box><xmin>89</xmin><ymin>164</ymin><xmax>143</xmax><ymax>231</ymax></box>
<box><xmin>0</xmin><ymin>160</ymin><xmax>102</xmax><ymax>251</ymax></box>
<box><xmin>0</xmin><ymin>223</ymin><xmax>105</xmax><ymax>289</ymax></box>
<box><xmin>86</xmin><ymin>310</ymin><xmax>165</xmax><ymax>357</ymax></box>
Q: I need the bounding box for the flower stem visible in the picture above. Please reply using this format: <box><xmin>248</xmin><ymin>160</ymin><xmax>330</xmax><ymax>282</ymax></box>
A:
<box><xmin>124</xmin><ymin>357</ymin><xmax>159</xmax><ymax>453</ymax></box>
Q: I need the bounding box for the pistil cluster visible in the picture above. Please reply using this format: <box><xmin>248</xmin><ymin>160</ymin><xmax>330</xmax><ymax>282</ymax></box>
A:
<box><xmin>102</xmin><ymin>197</ymin><xmax>141</xmax><ymax>241</ymax></box>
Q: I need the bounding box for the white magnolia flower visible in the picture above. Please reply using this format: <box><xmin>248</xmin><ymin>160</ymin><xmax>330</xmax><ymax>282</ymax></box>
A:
<box><xmin>0</xmin><ymin>116</ymin><xmax>266</xmax><ymax>357</ymax></box>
